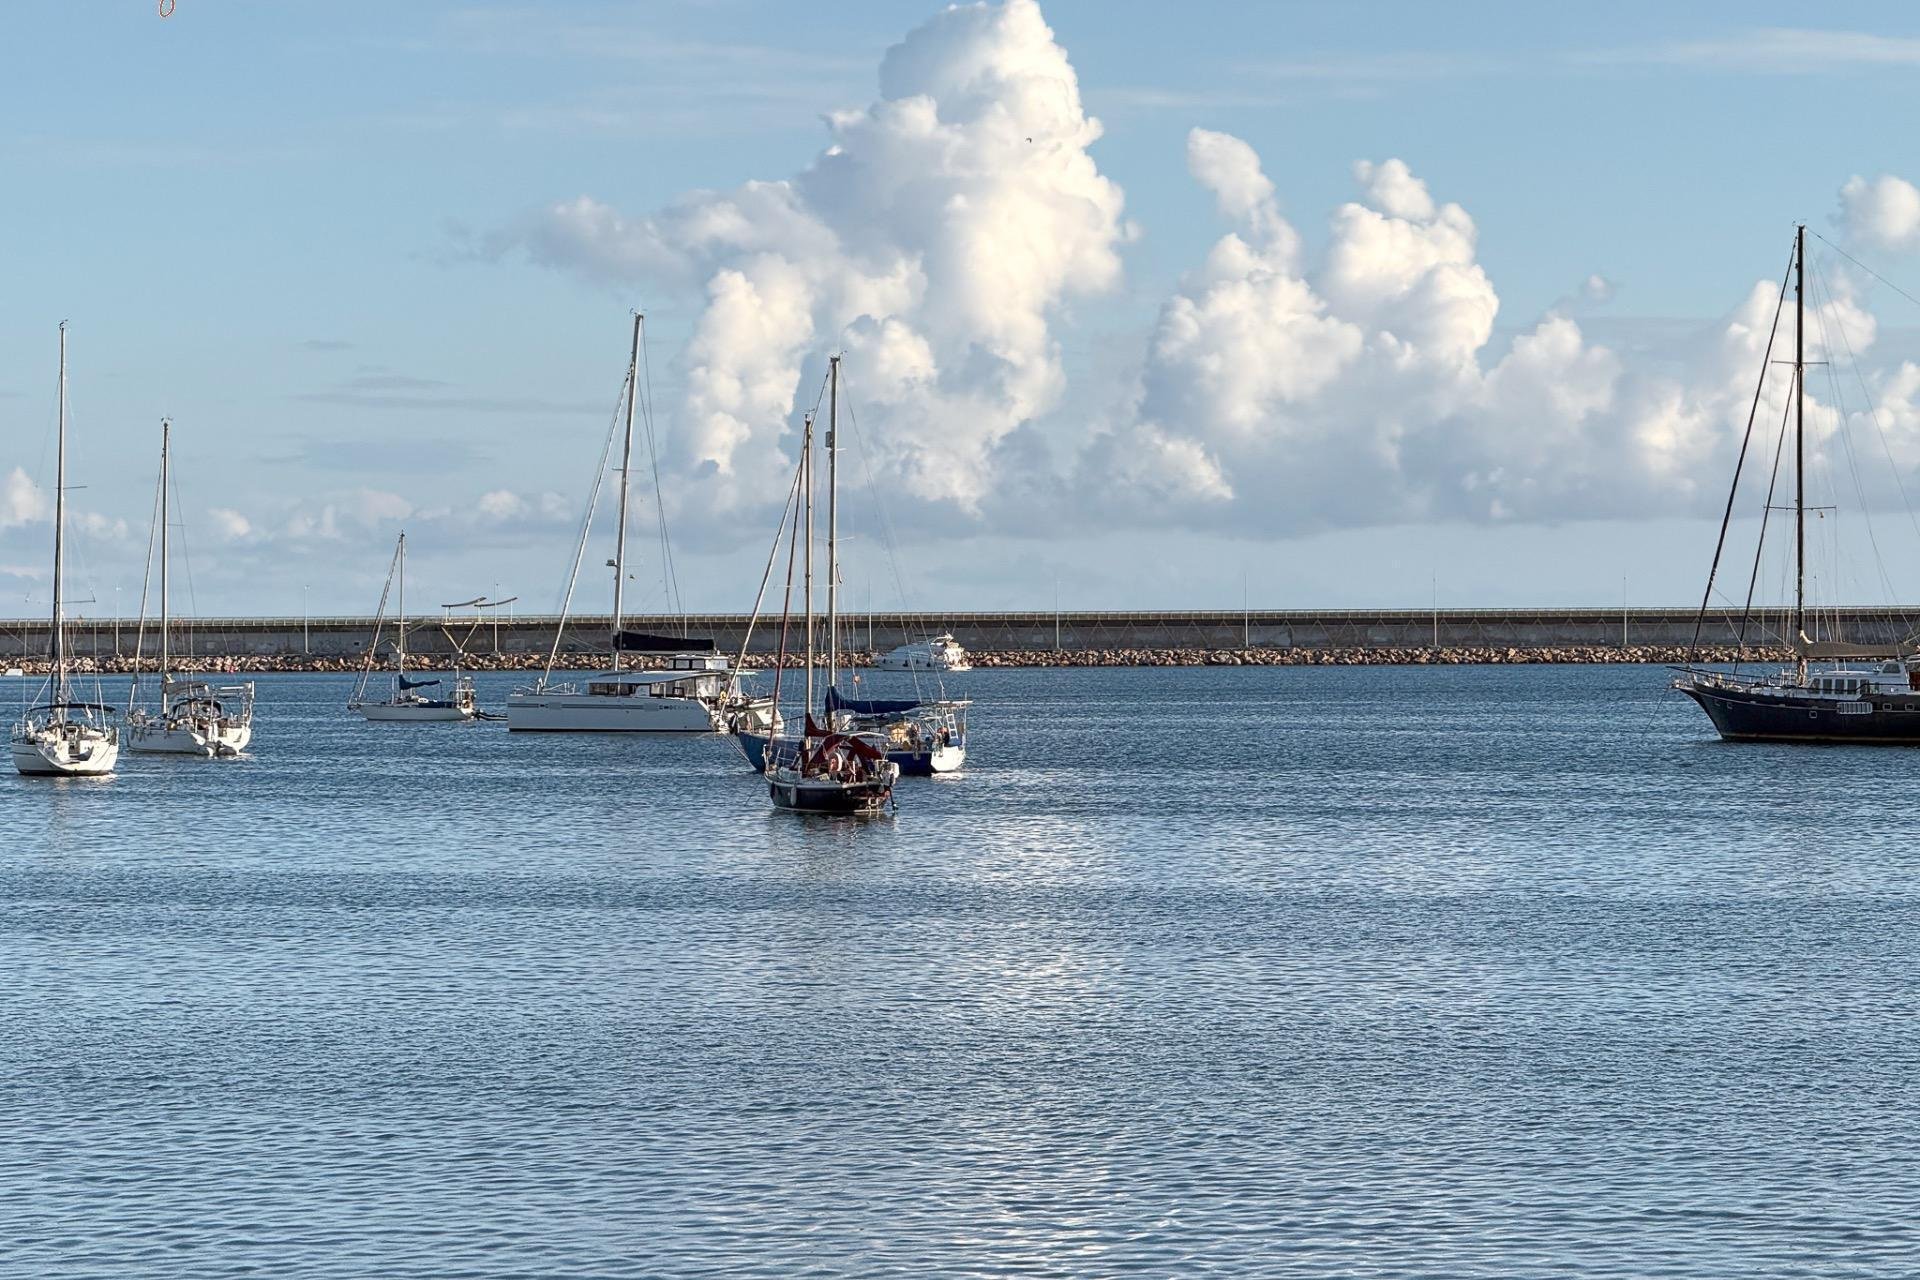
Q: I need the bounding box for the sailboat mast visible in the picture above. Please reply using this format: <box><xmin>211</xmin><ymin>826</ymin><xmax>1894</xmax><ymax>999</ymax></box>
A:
<box><xmin>827</xmin><ymin>355</ymin><xmax>840</xmax><ymax>692</ymax></box>
<box><xmin>396</xmin><ymin>531</ymin><xmax>407</xmax><ymax>672</ymax></box>
<box><xmin>160</xmin><ymin>420</ymin><xmax>171</xmax><ymax>692</ymax></box>
<box><xmin>1794</xmin><ymin>222</ymin><xmax>1807</xmax><ymax>653</ymax></box>
<box><xmin>52</xmin><ymin>323</ymin><xmax>67</xmax><ymax>708</ymax></box>
<box><xmin>803</xmin><ymin>412</ymin><xmax>816</xmax><ymax>726</ymax></box>
<box><xmin>613</xmin><ymin>312</ymin><xmax>641</xmax><ymax>673</ymax></box>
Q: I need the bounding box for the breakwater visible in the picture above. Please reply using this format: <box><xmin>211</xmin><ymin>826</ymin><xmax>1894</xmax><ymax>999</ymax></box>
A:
<box><xmin>0</xmin><ymin>644</ymin><xmax>1794</xmax><ymax>676</ymax></box>
<box><xmin>0</xmin><ymin>605</ymin><xmax>1899</xmax><ymax>663</ymax></box>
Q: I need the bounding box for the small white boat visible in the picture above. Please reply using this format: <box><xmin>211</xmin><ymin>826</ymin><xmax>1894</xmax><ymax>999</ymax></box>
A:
<box><xmin>348</xmin><ymin>531</ymin><xmax>478</xmax><ymax>723</ymax></box>
<box><xmin>3</xmin><ymin>668</ymin><xmax>23</xmax><ymax>678</ymax></box>
<box><xmin>13</xmin><ymin>323</ymin><xmax>118</xmax><ymax>778</ymax></box>
<box><xmin>875</xmin><ymin>633</ymin><xmax>972</xmax><ymax>672</ymax></box>
<box><xmin>128</xmin><ymin>420</ymin><xmax>255</xmax><ymax>757</ymax></box>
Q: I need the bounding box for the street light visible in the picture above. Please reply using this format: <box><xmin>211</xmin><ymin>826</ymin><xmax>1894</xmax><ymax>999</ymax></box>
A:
<box><xmin>303</xmin><ymin>584</ymin><xmax>309</xmax><ymax>655</ymax></box>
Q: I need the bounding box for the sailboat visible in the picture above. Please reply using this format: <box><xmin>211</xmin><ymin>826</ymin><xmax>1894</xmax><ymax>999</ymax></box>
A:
<box><xmin>348</xmin><ymin>531</ymin><xmax>478</xmax><ymax>722</ymax></box>
<box><xmin>507</xmin><ymin>313</ymin><xmax>774</xmax><ymax>733</ymax></box>
<box><xmin>11</xmin><ymin>323</ymin><xmax>120</xmax><ymax>777</ymax></box>
<box><xmin>735</xmin><ymin>355</ymin><xmax>968</xmax><ymax>776</ymax></box>
<box><xmin>127</xmin><ymin>420</ymin><xmax>255</xmax><ymax>756</ymax></box>
<box><xmin>1674</xmin><ymin>223</ymin><xmax>1920</xmax><ymax>741</ymax></box>
<box><xmin>761</xmin><ymin>358</ymin><xmax>898</xmax><ymax>814</ymax></box>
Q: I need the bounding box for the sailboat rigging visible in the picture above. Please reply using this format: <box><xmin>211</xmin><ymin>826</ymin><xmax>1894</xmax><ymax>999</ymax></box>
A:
<box><xmin>759</xmin><ymin>357</ymin><xmax>899</xmax><ymax>814</ymax></box>
<box><xmin>11</xmin><ymin>322</ymin><xmax>120</xmax><ymax>777</ymax></box>
<box><xmin>1674</xmin><ymin>223</ymin><xmax>1920</xmax><ymax>740</ymax></box>
<box><xmin>506</xmin><ymin>312</ymin><xmax>774</xmax><ymax>733</ymax></box>
<box><xmin>348</xmin><ymin>531</ymin><xmax>478</xmax><ymax>722</ymax></box>
<box><xmin>127</xmin><ymin>419</ymin><xmax>256</xmax><ymax>756</ymax></box>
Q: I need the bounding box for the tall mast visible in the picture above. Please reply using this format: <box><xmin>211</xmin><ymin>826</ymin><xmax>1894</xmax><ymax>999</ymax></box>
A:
<box><xmin>612</xmin><ymin>312</ymin><xmax>641</xmax><ymax>674</ymax></box>
<box><xmin>160</xmin><ymin>420</ymin><xmax>171</xmax><ymax>693</ymax></box>
<box><xmin>827</xmin><ymin>354</ymin><xmax>840</xmax><ymax>692</ymax></box>
<box><xmin>52</xmin><ymin>323</ymin><xmax>67</xmax><ymax>708</ymax></box>
<box><xmin>396</xmin><ymin>531</ymin><xmax>407</xmax><ymax>672</ymax></box>
<box><xmin>1794</xmin><ymin>222</ymin><xmax>1807</xmax><ymax>656</ymax></box>
<box><xmin>803</xmin><ymin>411</ymin><xmax>815</xmax><ymax>726</ymax></box>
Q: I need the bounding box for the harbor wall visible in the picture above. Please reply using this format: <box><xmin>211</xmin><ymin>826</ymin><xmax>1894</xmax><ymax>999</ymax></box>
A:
<box><xmin>0</xmin><ymin>608</ymin><xmax>1908</xmax><ymax>661</ymax></box>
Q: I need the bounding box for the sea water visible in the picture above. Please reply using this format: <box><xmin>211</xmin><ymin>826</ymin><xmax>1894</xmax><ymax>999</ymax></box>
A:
<box><xmin>3</xmin><ymin>665</ymin><xmax>1917</xmax><ymax>1276</ymax></box>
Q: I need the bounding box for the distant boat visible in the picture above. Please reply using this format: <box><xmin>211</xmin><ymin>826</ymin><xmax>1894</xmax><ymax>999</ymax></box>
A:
<box><xmin>507</xmin><ymin>313</ymin><xmax>773</xmax><ymax>734</ymax></box>
<box><xmin>1674</xmin><ymin>223</ymin><xmax>1920</xmax><ymax>741</ymax></box>
<box><xmin>760</xmin><ymin>356</ymin><xmax>897</xmax><ymax>815</ymax></box>
<box><xmin>875</xmin><ymin>632</ymin><xmax>972</xmax><ymax>673</ymax></box>
<box><xmin>348</xmin><ymin>531</ymin><xmax>478</xmax><ymax>722</ymax></box>
<box><xmin>127</xmin><ymin>419</ymin><xmax>255</xmax><ymax>757</ymax></box>
<box><xmin>11</xmin><ymin>323</ymin><xmax>119</xmax><ymax>777</ymax></box>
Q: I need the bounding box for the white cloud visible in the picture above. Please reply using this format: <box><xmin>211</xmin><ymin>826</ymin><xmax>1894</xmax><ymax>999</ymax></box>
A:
<box><xmin>1840</xmin><ymin>173</ymin><xmax>1920</xmax><ymax>254</ymax></box>
<box><xmin>484</xmin><ymin>1</ymin><xmax>1920</xmax><ymax>546</ymax></box>
<box><xmin>0</xmin><ymin>468</ymin><xmax>50</xmax><ymax>528</ymax></box>
<box><xmin>503</xmin><ymin>0</ymin><xmax>1129</xmax><ymax>518</ymax></box>
<box><xmin>208</xmin><ymin>508</ymin><xmax>253</xmax><ymax>540</ymax></box>
<box><xmin>1078</xmin><ymin>131</ymin><xmax>1895</xmax><ymax>533</ymax></box>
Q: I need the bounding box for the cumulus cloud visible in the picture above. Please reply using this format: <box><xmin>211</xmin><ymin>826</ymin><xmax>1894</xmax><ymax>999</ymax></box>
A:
<box><xmin>485</xmin><ymin>0</ymin><xmax>1918</xmax><ymax>544</ymax></box>
<box><xmin>1840</xmin><ymin>173</ymin><xmax>1920</xmax><ymax>253</ymax></box>
<box><xmin>209</xmin><ymin>508</ymin><xmax>253</xmax><ymax>540</ymax></box>
<box><xmin>1</xmin><ymin>468</ymin><xmax>50</xmax><ymax>528</ymax></box>
<box><xmin>502</xmin><ymin>0</ymin><xmax>1128</xmax><ymax>518</ymax></box>
<box><xmin>1079</xmin><ymin>130</ymin><xmax>1892</xmax><ymax>532</ymax></box>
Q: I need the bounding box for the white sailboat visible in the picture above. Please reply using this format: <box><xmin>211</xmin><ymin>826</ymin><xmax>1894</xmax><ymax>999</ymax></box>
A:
<box><xmin>348</xmin><ymin>532</ymin><xmax>478</xmax><ymax>722</ymax></box>
<box><xmin>508</xmin><ymin>312</ymin><xmax>774</xmax><ymax>733</ymax></box>
<box><xmin>127</xmin><ymin>419</ymin><xmax>255</xmax><ymax>757</ymax></box>
<box><xmin>11</xmin><ymin>323</ymin><xmax>120</xmax><ymax>778</ymax></box>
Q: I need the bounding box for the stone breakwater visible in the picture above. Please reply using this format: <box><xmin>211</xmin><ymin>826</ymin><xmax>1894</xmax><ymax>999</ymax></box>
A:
<box><xmin>4</xmin><ymin>644</ymin><xmax>1793</xmax><ymax>677</ymax></box>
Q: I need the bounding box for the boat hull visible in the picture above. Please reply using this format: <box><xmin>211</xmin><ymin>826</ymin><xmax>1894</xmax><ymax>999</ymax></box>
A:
<box><xmin>358</xmin><ymin>702</ymin><xmax>475</xmax><ymax>723</ymax></box>
<box><xmin>737</xmin><ymin>729</ymin><xmax>957</xmax><ymax>775</ymax></box>
<box><xmin>767</xmin><ymin>774</ymin><xmax>894</xmax><ymax>815</ymax></box>
<box><xmin>12</xmin><ymin>733</ymin><xmax>119</xmax><ymax>777</ymax></box>
<box><xmin>506</xmin><ymin>692</ymin><xmax>720</xmax><ymax>732</ymax></box>
<box><xmin>128</xmin><ymin>722</ymin><xmax>251</xmax><ymax>756</ymax></box>
<box><xmin>1681</xmin><ymin>681</ymin><xmax>1920</xmax><ymax>743</ymax></box>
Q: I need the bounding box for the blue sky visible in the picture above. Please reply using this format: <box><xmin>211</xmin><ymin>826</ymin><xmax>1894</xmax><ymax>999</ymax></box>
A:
<box><xmin>4</xmin><ymin>1</ymin><xmax>1920</xmax><ymax>619</ymax></box>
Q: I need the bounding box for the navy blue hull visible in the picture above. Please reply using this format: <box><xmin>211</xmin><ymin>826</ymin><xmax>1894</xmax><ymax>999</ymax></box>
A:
<box><xmin>767</xmin><ymin>777</ymin><xmax>893</xmax><ymax>814</ymax></box>
<box><xmin>1682</xmin><ymin>683</ymin><xmax>1920</xmax><ymax>743</ymax></box>
<box><xmin>737</xmin><ymin>729</ymin><xmax>941</xmax><ymax>776</ymax></box>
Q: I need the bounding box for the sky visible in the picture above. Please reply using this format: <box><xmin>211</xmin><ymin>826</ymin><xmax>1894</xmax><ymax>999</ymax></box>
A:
<box><xmin>4</xmin><ymin>0</ymin><xmax>1920</xmax><ymax>620</ymax></box>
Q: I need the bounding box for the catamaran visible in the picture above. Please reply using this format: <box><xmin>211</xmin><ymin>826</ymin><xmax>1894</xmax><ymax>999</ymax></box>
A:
<box><xmin>348</xmin><ymin>531</ymin><xmax>478</xmax><ymax>722</ymax></box>
<box><xmin>1674</xmin><ymin>223</ymin><xmax>1920</xmax><ymax>741</ymax></box>
<box><xmin>127</xmin><ymin>419</ymin><xmax>255</xmax><ymax>756</ymax></box>
<box><xmin>507</xmin><ymin>312</ymin><xmax>773</xmax><ymax>733</ymax></box>
<box><xmin>11</xmin><ymin>323</ymin><xmax>120</xmax><ymax>778</ymax></box>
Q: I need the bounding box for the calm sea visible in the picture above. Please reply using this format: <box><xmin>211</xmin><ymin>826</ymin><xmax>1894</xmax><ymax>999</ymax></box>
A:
<box><xmin>3</xmin><ymin>665</ymin><xmax>1917</xmax><ymax>1277</ymax></box>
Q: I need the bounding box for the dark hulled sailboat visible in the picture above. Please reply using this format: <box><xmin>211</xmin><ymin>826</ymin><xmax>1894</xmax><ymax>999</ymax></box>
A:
<box><xmin>1673</xmin><ymin>224</ymin><xmax>1920</xmax><ymax>741</ymax></box>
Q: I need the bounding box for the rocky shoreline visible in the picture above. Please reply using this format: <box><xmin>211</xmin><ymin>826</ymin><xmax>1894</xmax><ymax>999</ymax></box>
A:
<box><xmin>2</xmin><ymin>643</ymin><xmax>1792</xmax><ymax>676</ymax></box>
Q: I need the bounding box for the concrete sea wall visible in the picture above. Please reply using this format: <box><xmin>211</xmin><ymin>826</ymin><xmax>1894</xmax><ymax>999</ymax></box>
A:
<box><xmin>0</xmin><ymin>606</ymin><xmax>1881</xmax><ymax>667</ymax></box>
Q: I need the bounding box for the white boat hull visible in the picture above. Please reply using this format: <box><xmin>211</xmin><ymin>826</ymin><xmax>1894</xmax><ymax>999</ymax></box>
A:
<box><xmin>127</xmin><ymin>721</ymin><xmax>252</xmax><ymax>756</ymax></box>
<box><xmin>505</xmin><ymin>691</ymin><xmax>721</xmax><ymax>732</ymax></box>
<box><xmin>12</xmin><ymin>732</ymin><xmax>119</xmax><ymax>777</ymax></box>
<box><xmin>358</xmin><ymin>702</ymin><xmax>475</xmax><ymax>722</ymax></box>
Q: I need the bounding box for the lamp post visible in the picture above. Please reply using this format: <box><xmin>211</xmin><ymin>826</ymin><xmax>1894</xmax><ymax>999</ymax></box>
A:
<box><xmin>114</xmin><ymin>585</ymin><xmax>121</xmax><ymax>658</ymax></box>
<box><xmin>303</xmin><ymin>584</ymin><xmax>309</xmax><ymax>655</ymax></box>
